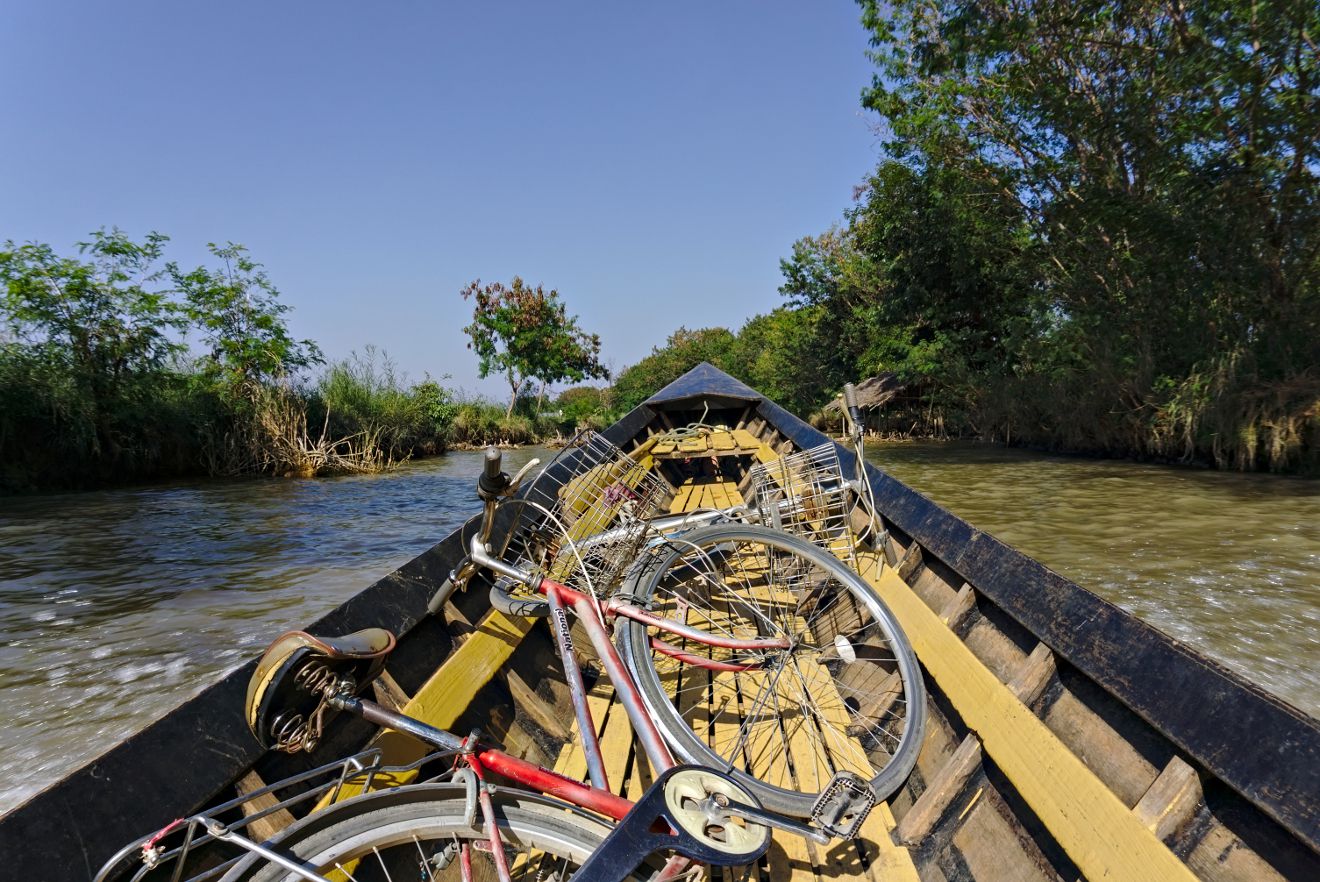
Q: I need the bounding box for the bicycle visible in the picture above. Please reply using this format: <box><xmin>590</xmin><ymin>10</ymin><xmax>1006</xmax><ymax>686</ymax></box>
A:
<box><xmin>428</xmin><ymin>427</ymin><xmax>925</xmax><ymax>818</ymax></box>
<box><xmin>97</xmin><ymin>417</ymin><xmax>924</xmax><ymax>881</ymax></box>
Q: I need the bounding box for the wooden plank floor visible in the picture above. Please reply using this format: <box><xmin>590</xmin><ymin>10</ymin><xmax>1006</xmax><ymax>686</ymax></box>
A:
<box><xmin>651</xmin><ymin>428</ymin><xmax>765</xmax><ymax>460</ymax></box>
<box><xmin>553</xmin><ymin>476</ymin><xmax>919</xmax><ymax>881</ymax></box>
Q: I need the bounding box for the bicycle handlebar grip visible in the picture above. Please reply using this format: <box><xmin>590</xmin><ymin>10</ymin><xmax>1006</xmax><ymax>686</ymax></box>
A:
<box><xmin>843</xmin><ymin>383</ymin><xmax>863</xmax><ymax>429</ymax></box>
<box><xmin>478</xmin><ymin>446</ymin><xmax>510</xmax><ymax>496</ymax></box>
<box><xmin>483</xmin><ymin>446</ymin><xmax>502</xmax><ymax>478</ymax></box>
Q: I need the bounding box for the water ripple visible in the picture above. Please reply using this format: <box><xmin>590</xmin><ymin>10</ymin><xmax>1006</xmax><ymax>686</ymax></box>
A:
<box><xmin>0</xmin><ymin>447</ymin><xmax>548</xmax><ymax>815</ymax></box>
<box><xmin>868</xmin><ymin>441</ymin><xmax>1320</xmax><ymax>719</ymax></box>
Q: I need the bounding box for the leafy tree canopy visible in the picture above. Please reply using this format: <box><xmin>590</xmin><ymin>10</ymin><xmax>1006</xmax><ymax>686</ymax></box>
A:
<box><xmin>460</xmin><ymin>277</ymin><xmax>607</xmax><ymax>417</ymax></box>
<box><xmin>170</xmin><ymin>243</ymin><xmax>323</xmax><ymax>398</ymax></box>
<box><xmin>1</xmin><ymin>229</ymin><xmax>184</xmax><ymax>387</ymax></box>
<box><xmin>610</xmin><ymin>326</ymin><xmax>738</xmax><ymax>414</ymax></box>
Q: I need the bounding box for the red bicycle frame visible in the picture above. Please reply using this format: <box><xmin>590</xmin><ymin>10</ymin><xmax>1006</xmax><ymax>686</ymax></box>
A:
<box><xmin>533</xmin><ymin>576</ymin><xmax>790</xmax><ymax>793</ymax></box>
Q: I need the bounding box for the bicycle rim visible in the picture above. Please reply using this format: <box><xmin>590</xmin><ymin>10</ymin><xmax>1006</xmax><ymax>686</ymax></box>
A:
<box><xmin>617</xmin><ymin>524</ymin><xmax>926</xmax><ymax>817</ymax></box>
<box><xmin>221</xmin><ymin>785</ymin><xmax>630</xmax><ymax>882</ymax></box>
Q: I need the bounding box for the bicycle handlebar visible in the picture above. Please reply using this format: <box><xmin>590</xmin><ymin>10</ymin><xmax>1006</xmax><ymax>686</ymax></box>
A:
<box><xmin>843</xmin><ymin>383</ymin><xmax>863</xmax><ymax>436</ymax></box>
<box><xmin>478</xmin><ymin>446</ymin><xmax>510</xmax><ymax>498</ymax></box>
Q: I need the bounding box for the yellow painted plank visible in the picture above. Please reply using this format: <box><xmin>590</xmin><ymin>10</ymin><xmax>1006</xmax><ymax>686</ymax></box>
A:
<box><xmin>669</xmin><ymin>478</ymin><xmax>743</xmax><ymax>515</ymax></box>
<box><xmin>856</xmin><ymin>554</ymin><xmax>1198</xmax><ymax>882</ymax></box>
<box><xmin>595</xmin><ymin>688</ymin><xmax>636</xmax><ymax>795</ymax></box>
<box><xmin>630</xmin><ymin>435</ymin><xmax>660</xmax><ymax>458</ymax></box>
<box><xmin>315</xmin><ymin>609</ymin><xmax>534</xmax><ymax>809</ymax></box>
<box><xmin>678</xmin><ymin>434</ymin><xmax>708</xmax><ymax>454</ymax></box>
<box><xmin>692</xmin><ymin>593</ymin><xmax>810</xmax><ymax>881</ymax></box>
<box><xmin>732</xmin><ymin>428</ymin><xmax>780</xmax><ymax>464</ymax></box>
<box><xmin>710</xmin><ymin>430</ymin><xmax>736</xmax><ymax>451</ymax></box>
<box><xmin>709</xmin><ymin>481</ymin><xmax>737</xmax><ymax>510</ymax></box>
<box><xmin>553</xmin><ymin>679</ymin><xmax>617</xmax><ymax>784</ymax></box>
<box><xmin>863</xmin><ymin>803</ymin><xmax>922</xmax><ymax>882</ymax></box>
<box><xmin>730</xmin><ymin>428</ymin><xmax>761</xmax><ymax>448</ymax></box>
<box><xmin>668</xmin><ymin>480</ymin><xmax>697</xmax><ymax>514</ymax></box>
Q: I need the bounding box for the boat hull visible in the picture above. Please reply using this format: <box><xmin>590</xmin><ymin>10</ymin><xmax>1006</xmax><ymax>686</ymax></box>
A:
<box><xmin>2</xmin><ymin>362</ymin><xmax>1316</xmax><ymax>882</ymax></box>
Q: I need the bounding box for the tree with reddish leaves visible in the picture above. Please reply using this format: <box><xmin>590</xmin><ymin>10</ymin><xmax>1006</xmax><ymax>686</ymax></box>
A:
<box><xmin>460</xmin><ymin>277</ymin><xmax>608</xmax><ymax>418</ymax></box>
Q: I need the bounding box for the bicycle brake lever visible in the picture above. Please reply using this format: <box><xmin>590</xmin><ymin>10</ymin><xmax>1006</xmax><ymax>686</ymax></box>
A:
<box><xmin>426</xmin><ymin>557</ymin><xmax>475</xmax><ymax>615</ymax></box>
<box><xmin>506</xmin><ymin>457</ymin><xmax>541</xmax><ymax>495</ymax></box>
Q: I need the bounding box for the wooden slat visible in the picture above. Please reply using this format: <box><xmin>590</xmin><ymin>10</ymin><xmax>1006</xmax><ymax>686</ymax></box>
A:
<box><xmin>940</xmin><ymin>583</ymin><xmax>976</xmax><ymax>630</ymax></box>
<box><xmin>896</xmin><ymin>735</ymin><xmax>983</xmax><ymax>845</ymax></box>
<box><xmin>508</xmin><ymin>669</ymin><xmax>572</xmax><ymax>741</ymax></box>
<box><xmin>1009</xmin><ymin>643</ymin><xmax>1057</xmax><ymax>707</ymax></box>
<box><xmin>551</xmin><ymin>680</ymin><xmax>612</xmax><ymax>782</ymax></box>
<box><xmin>856</xmin><ymin>554</ymin><xmax>1199</xmax><ymax>882</ymax></box>
<box><xmin>371</xmin><ymin>670</ymin><xmax>411</xmax><ymax>710</ymax></box>
<box><xmin>678</xmin><ymin>435</ymin><xmax>708</xmax><ymax>454</ymax></box>
<box><xmin>716</xmin><ymin>548</ymin><xmax>907</xmax><ymax>881</ymax></box>
<box><xmin>865</xmin><ymin>802</ymin><xmax>923</xmax><ymax>882</ymax></box>
<box><xmin>668</xmin><ymin>480</ymin><xmax>698</xmax><ymax>514</ymax></box>
<box><xmin>594</xmin><ymin>688</ymin><xmax>636</xmax><ymax>794</ymax></box>
<box><xmin>732</xmin><ymin>428</ymin><xmax>779</xmax><ymax>464</ymax></box>
<box><xmin>1134</xmin><ymin>756</ymin><xmax>1203</xmax><ymax>842</ymax></box>
<box><xmin>717</xmin><ymin>481</ymin><xmax>743</xmax><ymax>509</ymax></box>
<box><xmin>235</xmin><ymin>770</ymin><xmax>297</xmax><ymax>842</ymax></box>
<box><xmin>643</xmin><ymin>506</ymin><xmax>914</xmax><ymax>880</ymax></box>
<box><xmin>895</xmin><ymin>543</ymin><xmax>923</xmax><ymax>582</ymax></box>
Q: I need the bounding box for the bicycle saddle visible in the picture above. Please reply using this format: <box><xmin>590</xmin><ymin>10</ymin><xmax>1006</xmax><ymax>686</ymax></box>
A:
<box><xmin>245</xmin><ymin>628</ymin><xmax>396</xmax><ymax>752</ymax></box>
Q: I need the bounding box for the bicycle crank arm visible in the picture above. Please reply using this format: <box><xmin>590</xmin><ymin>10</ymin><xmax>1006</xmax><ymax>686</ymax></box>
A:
<box><xmin>716</xmin><ymin>798</ymin><xmax>831</xmax><ymax>845</ymax></box>
<box><xmin>572</xmin><ymin>766</ymin><xmax>771</xmax><ymax>882</ymax></box>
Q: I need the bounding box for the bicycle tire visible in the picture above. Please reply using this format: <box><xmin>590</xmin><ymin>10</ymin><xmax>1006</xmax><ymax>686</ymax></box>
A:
<box><xmin>220</xmin><ymin>784</ymin><xmax>645</xmax><ymax>882</ymax></box>
<box><xmin>615</xmin><ymin>524</ymin><xmax>926</xmax><ymax>817</ymax></box>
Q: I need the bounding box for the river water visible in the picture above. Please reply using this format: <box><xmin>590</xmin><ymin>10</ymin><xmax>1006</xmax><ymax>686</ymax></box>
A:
<box><xmin>0</xmin><ymin>443</ymin><xmax>1317</xmax><ymax>816</ymax></box>
<box><xmin>0</xmin><ymin>448</ymin><xmax>548</xmax><ymax>816</ymax></box>
<box><xmin>866</xmin><ymin>441</ymin><xmax>1320</xmax><ymax>720</ymax></box>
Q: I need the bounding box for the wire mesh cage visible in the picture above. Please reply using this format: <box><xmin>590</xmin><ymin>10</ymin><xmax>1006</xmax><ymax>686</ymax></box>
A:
<box><xmin>748</xmin><ymin>442</ymin><xmax>858</xmax><ymax>568</ymax></box>
<box><xmin>502</xmin><ymin>432</ymin><xmax>671</xmax><ymax>597</ymax></box>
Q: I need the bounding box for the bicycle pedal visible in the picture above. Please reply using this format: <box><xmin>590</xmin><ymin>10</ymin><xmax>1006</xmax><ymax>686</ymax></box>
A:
<box><xmin>811</xmin><ymin>771</ymin><xmax>876</xmax><ymax>840</ymax></box>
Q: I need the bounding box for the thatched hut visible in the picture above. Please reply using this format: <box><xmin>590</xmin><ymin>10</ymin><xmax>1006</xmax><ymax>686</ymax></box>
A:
<box><xmin>820</xmin><ymin>373</ymin><xmax>942</xmax><ymax>437</ymax></box>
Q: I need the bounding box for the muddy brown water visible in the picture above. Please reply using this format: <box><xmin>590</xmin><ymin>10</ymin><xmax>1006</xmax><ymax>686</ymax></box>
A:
<box><xmin>866</xmin><ymin>441</ymin><xmax>1320</xmax><ymax>721</ymax></box>
<box><xmin>0</xmin><ymin>442</ymin><xmax>1316</xmax><ymax>817</ymax></box>
<box><xmin>0</xmin><ymin>448</ymin><xmax>548</xmax><ymax>815</ymax></box>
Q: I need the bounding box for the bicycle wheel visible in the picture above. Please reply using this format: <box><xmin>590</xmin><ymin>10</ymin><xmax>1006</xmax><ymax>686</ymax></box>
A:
<box><xmin>616</xmin><ymin>524</ymin><xmax>926</xmax><ymax>818</ymax></box>
<box><xmin>221</xmin><ymin>784</ymin><xmax>647</xmax><ymax>882</ymax></box>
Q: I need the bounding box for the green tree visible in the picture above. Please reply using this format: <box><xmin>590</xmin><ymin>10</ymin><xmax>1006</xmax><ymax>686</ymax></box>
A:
<box><xmin>729</xmin><ymin>307</ymin><xmax>840</xmax><ymax>415</ymax></box>
<box><xmin>0</xmin><ymin>229</ymin><xmax>185</xmax><ymax>462</ymax></box>
<box><xmin>460</xmin><ymin>277</ymin><xmax>608</xmax><ymax>417</ymax></box>
<box><xmin>556</xmin><ymin>385</ymin><xmax>610</xmax><ymax>429</ymax></box>
<box><xmin>169</xmin><ymin>243</ymin><xmax>323</xmax><ymax>399</ymax></box>
<box><xmin>828</xmin><ymin>0</ymin><xmax>1320</xmax><ymax>468</ymax></box>
<box><xmin>610</xmin><ymin>326</ymin><xmax>738</xmax><ymax>413</ymax></box>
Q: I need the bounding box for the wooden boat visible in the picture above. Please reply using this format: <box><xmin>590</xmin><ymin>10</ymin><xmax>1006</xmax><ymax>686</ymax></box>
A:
<box><xmin>3</xmin><ymin>362</ymin><xmax>1317</xmax><ymax>881</ymax></box>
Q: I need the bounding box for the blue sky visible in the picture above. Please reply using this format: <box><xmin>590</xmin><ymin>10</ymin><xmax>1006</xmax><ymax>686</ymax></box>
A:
<box><xmin>1</xmin><ymin>2</ymin><xmax>880</xmax><ymax>397</ymax></box>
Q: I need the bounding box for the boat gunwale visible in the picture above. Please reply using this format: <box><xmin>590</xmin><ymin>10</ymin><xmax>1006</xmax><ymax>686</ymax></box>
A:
<box><xmin>739</xmin><ymin>379</ymin><xmax>1320</xmax><ymax>854</ymax></box>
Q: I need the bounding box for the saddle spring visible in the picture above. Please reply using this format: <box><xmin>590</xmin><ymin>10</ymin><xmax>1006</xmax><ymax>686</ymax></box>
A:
<box><xmin>294</xmin><ymin>660</ymin><xmax>342</xmax><ymax>695</ymax></box>
<box><xmin>269</xmin><ymin>661</ymin><xmax>344</xmax><ymax>753</ymax></box>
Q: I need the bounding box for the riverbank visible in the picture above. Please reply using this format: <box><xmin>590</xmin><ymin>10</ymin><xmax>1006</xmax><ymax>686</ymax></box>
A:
<box><xmin>0</xmin><ymin>234</ymin><xmax>592</xmax><ymax>495</ymax></box>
